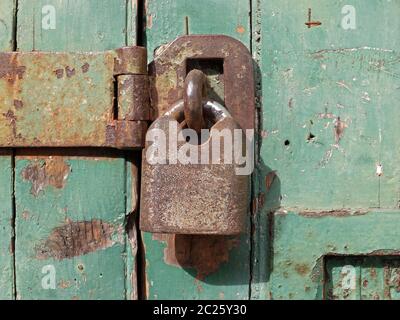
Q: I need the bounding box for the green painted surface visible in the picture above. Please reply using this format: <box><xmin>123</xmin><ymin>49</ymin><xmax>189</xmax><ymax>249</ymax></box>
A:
<box><xmin>17</xmin><ymin>0</ymin><xmax>132</xmax><ymax>51</ymax></box>
<box><xmin>255</xmin><ymin>0</ymin><xmax>400</xmax><ymax>210</ymax></box>
<box><xmin>14</xmin><ymin>0</ymin><xmax>138</xmax><ymax>300</ymax></box>
<box><xmin>324</xmin><ymin>256</ymin><xmax>400</xmax><ymax>300</ymax></box>
<box><xmin>269</xmin><ymin>211</ymin><xmax>400</xmax><ymax>300</ymax></box>
<box><xmin>252</xmin><ymin>0</ymin><xmax>400</xmax><ymax>299</ymax></box>
<box><xmin>15</xmin><ymin>154</ymin><xmax>127</xmax><ymax>299</ymax></box>
<box><xmin>143</xmin><ymin>233</ymin><xmax>250</xmax><ymax>300</ymax></box>
<box><xmin>0</xmin><ymin>0</ymin><xmax>15</xmax><ymax>51</ymax></box>
<box><xmin>145</xmin><ymin>0</ymin><xmax>250</xmax><ymax>59</ymax></box>
<box><xmin>0</xmin><ymin>0</ymin><xmax>15</xmax><ymax>300</ymax></box>
<box><xmin>143</xmin><ymin>0</ymin><xmax>251</xmax><ymax>300</ymax></box>
<box><xmin>2</xmin><ymin>0</ymin><xmax>400</xmax><ymax>300</ymax></box>
<box><xmin>0</xmin><ymin>153</ymin><xmax>14</xmax><ymax>299</ymax></box>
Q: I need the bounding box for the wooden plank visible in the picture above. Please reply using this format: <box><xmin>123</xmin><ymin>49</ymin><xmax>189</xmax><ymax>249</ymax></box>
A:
<box><xmin>145</xmin><ymin>0</ymin><xmax>250</xmax><ymax>58</ymax></box>
<box><xmin>127</xmin><ymin>0</ymin><xmax>139</xmax><ymax>46</ymax></box>
<box><xmin>125</xmin><ymin>154</ymin><xmax>140</xmax><ymax>300</ymax></box>
<box><xmin>143</xmin><ymin>0</ymin><xmax>251</xmax><ymax>300</ymax></box>
<box><xmin>325</xmin><ymin>257</ymin><xmax>362</xmax><ymax>300</ymax></box>
<box><xmin>15</xmin><ymin>151</ymin><xmax>127</xmax><ymax>299</ymax></box>
<box><xmin>0</xmin><ymin>152</ymin><xmax>14</xmax><ymax>299</ymax></box>
<box><xmin>360</xmin><ymin>257</ymin><xmax>385</xmax><ymax>300</ymax></box>
<box><xmin>252</xmin><ymin>0</ymin><xmax>400</xmax><ymax>299</ymax></box>
<box><xmin>325</xmin><ymin>256</ymin><xmax>400</xmax><ymax>300</ymax></box>
<box><xmin>17</xmin><ymin>0</ymin><xmax>129</xmax><ymax>51</ymax></box>
<box><xmin>269</xmin><ymin>211</ymin><xmax>400</xmax><ymax>299</ymax></box>
<box><xmin>14</xmin><ymin>1</ymin><xmax>138</xmax><ymax>299</ymax></box>
<box><xmin>0</xmin><ymin>0</ymin><xmax>16</xmax><ymax>300</ymax></box>
<box><xmin>0</xmin><ymin>0</ymin><xmax>15</xmax><ymax>51</ymax></box>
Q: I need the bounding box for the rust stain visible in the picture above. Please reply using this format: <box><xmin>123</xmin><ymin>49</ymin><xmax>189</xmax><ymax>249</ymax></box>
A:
<box><xmin>288</xmin><ymin>97</ymin><xmax>294</xmax><ymax>109</ymax></box>
<box><xmin>65</xmin><ymin>66</ymin><xmax>76</xmax><ymax>78</ymax></box>
<box><xmin>54</xmin><ymin>68</ymin><xmax>64</xmax><ymax>79</ymax></box>
<box><xmin>36</xmin><ymin>219</ymin><xmax>117</xmax><ymax>260</ymax></box>
<box><xmin>265</xmin><ymin>171</ymin><xmax>277</xmax><ymax>192</ymax></box>
<box><xmin>147</xmin><ymin>14</ymin><xmax>153</xmax><ymax>29</ymax></box>
<box><xmin>81</xmin><ymin>62</ymin><xmax>90</xmax><ymax>73</ymax></box>
<box><xmin>3</xmin><ymin>109</ymin><xmax>16</xmax><ymax>120</ymax></box>
<box><xmin>148</xmin><ymin>35</ymin><xmax>255</xmax><ymax>130</ymax></box>
<box><xmin>334</xmin><ymin>117</ymin><xmax>347</xmax><ymax>144</ymax></box>
<box><xmin>299</xmin><ymin>209</ymin><xmax>367</xmax><ymax>218</ymax></box>
<box><xmin>58</xmin><ymin>280</ymin><xmax>71</xmax><ymax>289</ymax></box>
<box><xmin>295</xmin><ymin>263</ymin><xmax>310</xmax><ymax>276</ymax></box>
<box><xmin>305</xmin><ymin>8</ymin><xmax>322</xmax><ymax>28</ymax></box>
<box><xmin>153</xmin><ymin>234</ymin><xmax>239</xmax><ymax>280</ymax></box>
<box><xmin>3</xmin><ymin>109</ymin><xmax>17</xmax><ymax>137</ymax></box>
<box><xmin>0</xmin><ymin>53</ymin><xmax>26</xmax><ymax>84</ymax></box>
<box><xmin>21</xmin><ymin>157</ymin><xmax>71</xmax><ymax>196</ymax></box>
<box><xmin>22</xmin><ymin>211</ymin><xmax>30</xmax><ymax>220</ymax></box>
<box><xmin>13</xmin><ymin>99</ymin><xmax>23</xmax><ymax>109</ymax></box>
<box><xmin>252</xmin><ymin>192</ymin><xmax>265</xmax><ymax>213</ymax></box>
<box><xmin>370</xmin><ymin>267</ymin><xmax>377</xmax><ymax>279</ymax></box>
<box><xmin>236</xmin><ymin>25</ymin><xmax>245</xmax><ymax>34</ymax></box>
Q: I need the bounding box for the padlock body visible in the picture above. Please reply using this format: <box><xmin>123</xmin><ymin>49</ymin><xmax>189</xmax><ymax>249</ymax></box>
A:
<box><xmin>140</xmin><ymin>113</ymin><xmax>249</xmax><ymax>235</ymax></box>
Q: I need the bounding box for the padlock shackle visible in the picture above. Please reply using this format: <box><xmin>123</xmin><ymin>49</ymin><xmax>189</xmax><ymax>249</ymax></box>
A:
<box><xmin>183</xmin><ymin>69</ymin><xmax>207</xmax><ymax>134</ymax></box>
<box><xmin>165</xmin><ymin>99</ymin><xmax>230</xmax><ymax>126</ymax></box>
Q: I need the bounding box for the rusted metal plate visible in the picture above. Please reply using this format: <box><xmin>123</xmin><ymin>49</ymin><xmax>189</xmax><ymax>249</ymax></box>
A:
<box><xmin>0</xmin><ymin>46</ymin><xmax>148</xmax><ymax>149</ymax></box>
<box><xmin>148</xmin><ymin>35</ymin><xmax>255</xmax><ymax>131</ymax></box>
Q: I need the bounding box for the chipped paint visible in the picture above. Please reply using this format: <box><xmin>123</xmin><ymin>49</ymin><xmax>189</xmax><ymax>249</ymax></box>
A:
<box><xmin>36</xmin><ymin>219</ymin><xmax>120</xmax><ymax>260</ymax></box>
<box><xmin>333</xmin><ymin>117</ymin><xmax>347</xmax><ymax>144</ymax></box>
<box><xmin>21</xmin><ymin>157</ymin><xmax>71</xmax><ymax>196</ymax></box>
<box><xmin>299</xmin><ymin>209</ymin><xmax>368</xmax><ymax>218</ymax></box>
<box><xmin>376</xmin><ymin>163</ymin><xmax>383</xmax><ymax>176</ymax></box>
<box><xmin>236</xmin><ymin>25</ymin><xmax>245</xmax><ymax>34</ymax></box>
<box><xmin>0</xmin><ymin>53</ymin><xmax>26</xmax><ymax>84</ymax></box>
<box><xmin>265</xmin><ymin>171</ymin><xmax>277</xmax><ymax>193</ymax></box>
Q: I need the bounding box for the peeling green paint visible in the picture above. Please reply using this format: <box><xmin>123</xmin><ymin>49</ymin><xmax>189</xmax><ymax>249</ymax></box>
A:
<box><xmin>270</xmin><ymin>211</ymin><xmax>400</xmax><ymax>299</ymax></box>
<box><xmin>252</xmin><ymin>0</ymin><xmax>400</xmax><ymax>299</ymax></box>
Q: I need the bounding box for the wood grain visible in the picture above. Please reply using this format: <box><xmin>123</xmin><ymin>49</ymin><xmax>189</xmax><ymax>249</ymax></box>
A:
<box><xmin>14</xmin><ymin>0</ymin><xmax>138</xmax><ymax>299</ymax></box>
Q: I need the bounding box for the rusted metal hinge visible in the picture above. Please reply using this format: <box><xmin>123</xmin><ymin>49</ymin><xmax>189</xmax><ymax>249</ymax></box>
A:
<box><xmin>0</xmin><ymin>35</ymin><xmax>254</xmax><ymax>152</ymax></box>
<box><xmin>0</xmin><ymin>46</ymin><xmax>149</xmax><ymax>149</ymax></box>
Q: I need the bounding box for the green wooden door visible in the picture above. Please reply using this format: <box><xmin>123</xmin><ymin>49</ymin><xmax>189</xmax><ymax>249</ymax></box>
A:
<box><xmin>142</xmin><ymin>0</ymin><xmax>400</xmax><ymax>300</ymax></box>
<box><xmin>0</xmin><ymin>0</ymin><xmax>139</xmax><ymax>300</ymax></box>
<box><xmin>251</xmin><ymin>0</ymin><xmax>400</xmax><ymax>300</ymax></box>
<box><xmin>1</xmin><ymin>0</ymin><xmax>400</xmax><ymax>300</ymax></box>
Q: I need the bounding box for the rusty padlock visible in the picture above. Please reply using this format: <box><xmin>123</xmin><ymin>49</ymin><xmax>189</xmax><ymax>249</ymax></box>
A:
<box><xmin>140</xmin><ymin>70</ymin><xmax>250</xmax><ymax>235</ymax></box>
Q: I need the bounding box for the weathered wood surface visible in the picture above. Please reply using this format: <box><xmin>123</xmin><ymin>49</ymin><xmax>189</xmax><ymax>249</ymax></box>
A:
<box><xmin>2</xmin><ymin>0</ymin><xmax>400</xmax><ymax>300</ymax></box>
<box><xmin>269</xmin><ymin>211</ymin><xmax>400</xmax><ymax>299</ymax></box>
<box><xmin>142</xmin><ymin>0</ymin><xmax>252</xmax><ymax>300</ymax></box>
<box><xmin>0</xmin><ymin>152</ymin><xmax>13</xmax><ymax>299</ymax></box>
<box><xmin>17</xmin><ymin>0</ymin><xmax>136</xmax><ymax>51</ymax></box>
<box><xmin>252</xmin><ymin>0</ymin><xmax>400</xmax><ymax>299</ymax></box>
<box><xmin>0</xmin><ymin>0</ymin><xmax>15</xmax><ymax>300</ymax></box>
<box><xmin>13</xmin><ymin>0</ymin><xmax>138</xmax><ymax>300</ymax></box>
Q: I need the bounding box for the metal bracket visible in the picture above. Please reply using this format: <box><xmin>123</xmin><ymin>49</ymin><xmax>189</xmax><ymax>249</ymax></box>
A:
<box><xmin>0</xmin><ymin>46</ymin><xmax>149</xmax><ymax>149</ymax></box>
<box><xmin>148</xmin><ymin>35</ymin><xmax>255</xmax><ymax>131</ymax></box>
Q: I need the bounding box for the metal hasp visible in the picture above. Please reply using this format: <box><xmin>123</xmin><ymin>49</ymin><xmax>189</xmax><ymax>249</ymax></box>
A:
<box><xmin>140</xmin><ymin>35</ymin><xmax>255</xmax><ymax>235</ymax></box>
<box><xmin>0</xmin><ymin>46</ymin><xmax>149</xmax><ymax>149</ymax></box>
